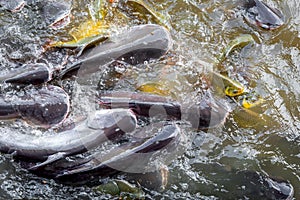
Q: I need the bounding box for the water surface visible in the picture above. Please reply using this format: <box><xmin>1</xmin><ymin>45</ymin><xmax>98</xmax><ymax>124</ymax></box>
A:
<box><xmin>0</xmin><ymin>0</ymin><xmax>299</xmax><ymax>199</ymax></box>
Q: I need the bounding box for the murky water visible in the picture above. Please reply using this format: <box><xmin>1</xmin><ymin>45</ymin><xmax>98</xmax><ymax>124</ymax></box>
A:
<box><xmin>0</xmin><ymin>0</ymin><xmax>299</xmax><ymax>199</ymax></box>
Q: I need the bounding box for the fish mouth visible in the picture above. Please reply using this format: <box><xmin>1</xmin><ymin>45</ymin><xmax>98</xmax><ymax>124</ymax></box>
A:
<box><xmin>4</xmin><ymin>0</ymin><xmax>26</xmax><ymax>12</ymax></box>
<box><xmin>243</xmin><ymin>12</ymin><xmax>284</xmax><ymax>30</ymax></box>
<box><xmin>12</xmin><ymin>1</ymin><xmax>25</xmax><ymax>12</ymax></box>
<box><xmin>254</xmin><ymin>19</ymin><xmax>284</xmax><ymax>30</ymax></box>
<box><xmin>49</xmin><ymin>12</ymin><xmax>71</xmax><ymax>30</ymax></box>
<box><xmin>243</xmin><ymin>0</ymin><xmax>285</xmax><ymax>30</ymax></box>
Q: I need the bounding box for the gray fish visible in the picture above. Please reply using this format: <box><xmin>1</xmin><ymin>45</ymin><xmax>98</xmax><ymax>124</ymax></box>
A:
<box><xmin>41</xmin><ymin>0</ymin><xmax>71</xmax><ymax>29</ymax></box>
<box><xmin>0</xmin><ymin>108</ymin><xmax>137</xmax><ymax>169</ymax></box>
<box><xmin>29</xmin><ymin>122</ymin><xmax>182</xmax><ymax>184</ymax></box>
<box><xmin>0</xmin><ymin>85</ymin><xmax>69</xmax><ymax>127</ymax></box>
<box><xmin>98</xmin><ymin>91</ymin><xmax>229</xmax><ymax>131</ymax></box>
<box><xmin>98</xmin><ymin>91</ymin><xmax>182</xmax><ymax>120</ymax></box>
<box><xmin>243</xmin><ymin>0</ymin><xmax>285</xmax><ymax>30</ymax></box>
<box><xmin>0</xmin><ymin>63</ymin><xmax>51</xmax><ymax>85</ymax></box>
<box><xmin>61</xmin><ymin>24</ymin><xmax>173</xmax><ymax>77</ymax></box>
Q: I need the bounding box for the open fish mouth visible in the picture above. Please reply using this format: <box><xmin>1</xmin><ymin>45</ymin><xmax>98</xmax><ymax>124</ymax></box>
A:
<box><xmin>42</xmin><ymin>0</ymin><xmax>72</xmax><ymax>29</ymax></box>
<box><xmin>11</xmin><ymin>1</ymin><xmax>25</xmax><ymax>12</ymax></box>
<box><xmin>0</xmin><ymin>0</ymin><xmax>26</xmax><ymax>12</ymax></box>
<box><xmin>49</xmin><ymin>11</ymin><xmax>71</xmax><ymax>29</ymax></box>
<box><xmin>243</xmin><ymin>0</ymin><xmax>285</xmax><ymax>30</ymax></box>
<box><xmin>0</xmin><ymin>0</ymin><xmax>295</xmax><ymax>196</ymax></box>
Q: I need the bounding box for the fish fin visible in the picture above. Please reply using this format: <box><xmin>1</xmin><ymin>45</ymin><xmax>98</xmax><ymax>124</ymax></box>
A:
<box><xmin>28</xmin><ymin>152</ymin><xmax>67</xmax><ymax>171</ymax></box>
<box><xmin>56</xmin><ymin>161</ymin><xmax>95</xmax><ymax>178</ymax></box>
<box><xmin>59</xmin><ymin>63</ymin><xmax>81</xmax><ymax>78</ymax></box>
<box><xmin>75</xmin><ymin>45</ymin><xmax>87</xmax><ymax>57</ymax></box>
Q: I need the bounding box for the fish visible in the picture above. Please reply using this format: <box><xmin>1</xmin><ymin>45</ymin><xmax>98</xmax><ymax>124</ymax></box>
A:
<box><xmin>243</xmin><ymin>0</ymin><xmax>285</xmax><ymax>30</ymax></box>
<box><xmin>50</xmin><ymin>21</ymin><xmax>109</xmax><ymax>57</ymax></box>
<box><xmin>29</xmin><ymin>122</ymin><xmax>182</xmax><ymax>184</ymax></box>
<box><xmin>60</xmin><ymin>24</ymin><xmax>173</xmax><ymax>77</ymax></box>
<box><xmin>98</xmin><ymin>91</ymin><xmax>230</xmax><ymax>130</ymax></box>
<box><xmin>211</xmin><ymin>71</ymin><xmax>245</xmax><ymax>97</ymax></box>
<box><xmin>0</xmin><ymin>63</ymin><xmax>51</xmax><ymax>85</ymax></box>
<box><xmin>0</xmin><ymin>85</ymin><xmax>69</xmax><ymax>127</ymax></box>
<box><xmin>98</xmin><ymin>91</ymin><xmax>182</xmax><ymax>120</ymax></box>
<box><xmin>217</xmin><ymin>34</ymin><xmax>255</xmax><ymax>63</ymax></box>
<box><xmin>41</xmin><ymin>0</ymin><xmax>71</xmax><ymax>29</ymax></box>
<box><xmin>0</xmin><ymin>108</ymin><xmax>137</xmax><ymax>169</ymax></box>
<box><xmin>183</xmin><ymin>92</ymin><xmax>230</xmax><ymax>130</ymax></box>
<box><xmin>0</xmin><ymin>0</ymin><xmax>25</xmax><ymax>12</ymax></box>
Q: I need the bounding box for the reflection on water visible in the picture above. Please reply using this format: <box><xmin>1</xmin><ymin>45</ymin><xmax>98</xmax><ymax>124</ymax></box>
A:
<box><xmin>0</xmin><ymin>0</ymin><xmax>299</xmax><ymax>199</ymax></box>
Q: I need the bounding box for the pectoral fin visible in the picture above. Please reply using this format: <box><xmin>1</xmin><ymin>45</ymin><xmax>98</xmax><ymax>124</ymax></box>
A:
<box><xmin>28</xmin><ymin>152</ymin><xmax>67</xmax><ymax>171</ymax></box>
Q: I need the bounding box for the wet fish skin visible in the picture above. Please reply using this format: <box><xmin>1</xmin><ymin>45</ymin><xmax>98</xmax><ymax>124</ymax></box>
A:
<box><xmin>243</xmin><ymin>0</ymin><xmax>285</xmax><ymax>30</ymax></box>
<box><xmin>0</xmin><ymin>108</ymin><xmax>137</xmax><ymax>167</ymax></box>
<box><xmin>60</xmin><ymin>24</ymin><xmax>173</xmax><ymax>77</ymax></box>
<box><xmin>32</xmin><ymin>123</ymin><xmax>181</xmax><ymax>185</ymax></box>
<box><xmin>98</xmin><ymin>91</ymin><xmax>229</xmax><ymax>130</ymax></box>
<box><xmin>225</xmin><ymin>170</ymin><xmax>294</xmax><ymax>200</ymax></box>
<box><xmin>98</xmin><ymin>91</ymin><xmax>182</xmax><ymax>120</ymax></box>
<box><xmin>0</xmin><ymin>63</ymin><xmax>51</xmax><ymax>85</ymax></box>
<box><xmin>182</xmin><ymin>93</ymin><xmax>230</xmax><ymax>131</ymax></box>
<box><xmin>0</xmin><ymin>100</ymin><xmax>18</xmax><ymax>119</ymax></box>
<box><xmin>0</xmin><ymin>85</ymin><xmax>69</xmax><ymax>127</ymax></box>
<box><xmin>41</xmin><ymin>0</ymin><xmax>71</xmax><ymax>29</ymax></box>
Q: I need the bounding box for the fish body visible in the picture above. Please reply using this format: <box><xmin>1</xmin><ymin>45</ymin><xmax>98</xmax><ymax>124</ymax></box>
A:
<box><xmin>0</xmin><ymin>85</ymin><xmax>69</xmax><ymax>127</ymax></box>
<box><xmin>98</xmin><ymin>91</ymin><xmax>229</xmax><ymax>130</ymax></box>
<box><xmin>99</xmin><ymin>91</ymin><xmax>182</xmax><ymax>121</ymax></box>
<box><xmin>0</xmin><ymin>63</ymin><xmax>51</xmax><ymax>85</ymax></box>
<box><xmin>32</xmin><ymin>122</ymin><xmax>182</xmax><ymax>184</ymax></box>
<box><xmin>61</xmin><ymin>24</ymin><xmax>172</xmax><ymax>77</ymax></box>
<box><xmin>0</xmin><ymin>109</ymin><xmax>137</xmax><ymax>167</ymax></box>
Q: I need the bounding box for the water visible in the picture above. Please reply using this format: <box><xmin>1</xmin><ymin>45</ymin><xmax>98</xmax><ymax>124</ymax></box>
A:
<box><xmin>0</xmin><ymin>0</ymin><xmax>299</xmax><ymax>199</ymax></box>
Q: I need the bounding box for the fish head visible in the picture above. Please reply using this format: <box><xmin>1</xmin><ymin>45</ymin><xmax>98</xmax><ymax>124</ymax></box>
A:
<box><xmin>87</xmin><ymin>108</ymin><xmax>137</xmax><ymax>133</ymax></box>
<box><xmin>243</xmin><ymin>0</ymin><xmax>285</xmax><ymax>30</ymax></box>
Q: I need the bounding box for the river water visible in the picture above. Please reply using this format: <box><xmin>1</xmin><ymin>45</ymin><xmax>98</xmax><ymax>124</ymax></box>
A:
<box><xmin>0</xmin><ymin>0</ymin><xmax>299</xmax><ymax>199</ymax></box>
